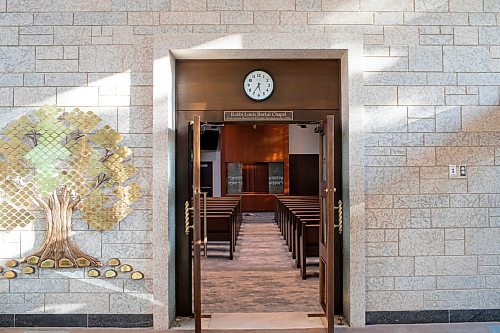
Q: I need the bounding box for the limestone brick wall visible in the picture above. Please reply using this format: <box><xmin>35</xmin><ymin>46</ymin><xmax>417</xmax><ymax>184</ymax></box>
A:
<box><xmin>0</xmin><ymin>0</ymin><xmax>498</xmax><ymax>317</ymax></box>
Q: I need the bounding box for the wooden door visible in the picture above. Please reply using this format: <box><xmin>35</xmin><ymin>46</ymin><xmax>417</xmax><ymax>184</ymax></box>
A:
<box><xmin>319</xmin><ymin>115</ymin><xmax>335</xmax><ymax>333</ymax></box>
<box><xmin>190</xmin><ymin>116</ymin><xmax>202</xmax><ymax>333</ymax></box>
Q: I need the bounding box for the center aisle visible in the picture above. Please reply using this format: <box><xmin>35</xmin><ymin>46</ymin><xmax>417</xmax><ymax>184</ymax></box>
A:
<box><xmin>201</xmin><ymin>212</ymin><xmax>322</xmax><ymax>314</ymax></box>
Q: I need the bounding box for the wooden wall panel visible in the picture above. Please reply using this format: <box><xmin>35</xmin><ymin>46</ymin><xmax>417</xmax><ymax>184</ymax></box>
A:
<box><xmin>289</xmin><ymin>154</ymin><xmax>319</xmax><ymax>196</ymax></box>
<box><xmin>221</xmin><ymin>124</ymin><xmax>289</xmax><ymax>211</ymax></box>
<box><xmin>221</xmin><ymin>124</ymin><xmax>289</xmax><ymax>163</ymax></box>
<box><xmin>176</xmin><ymin>60</ymin><xmax>340</xmax><ymax>111</ymax></box>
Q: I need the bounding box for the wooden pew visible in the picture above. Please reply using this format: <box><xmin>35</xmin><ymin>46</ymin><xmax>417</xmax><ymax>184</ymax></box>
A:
<box><xmin>300</xmin><ymin>222</ymin><xmax>319</xmax><ymax>279</ymax></box>
<box><xmin>276</xmin><ymin>198</ymin><xmax>318</xmax><ymax>251</ymax></box>
<box><xmin>274</xmin><ymin>196</ymin><xmax>318</xmax><ymax>240</ymax></box>
<box><xmin>294</xmin><ymin>215</ymin><xmax>319</xmax><ymax>265</ymax></box>
<box><xmin>274</xmin><ymin>195</ymin><xmax>320</xmax><ymax>279</ymax></box>
<box><xmin>193</xmin><ymin>196</ymin><xmax>242</xmax><ymax>259</ymax></box>
<box><xmin>288</xmin><ymin>208</ymin><xmax>319</xmax><ymax>256</ymax></box>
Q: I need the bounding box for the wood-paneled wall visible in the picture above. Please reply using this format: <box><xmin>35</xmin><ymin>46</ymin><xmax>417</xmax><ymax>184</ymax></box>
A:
<box><xmin>221</xmin><ymin>124</ymin><xmax>289</xmax><ymax>211</ymax></box>
<box><xmin>289</xmin><ymin>154</ymin><xmax>319</xmax><ymax>196</ymax></box>
<box><xmin>176</xmin><ymin>60</ymin><xmax>340</xmax><ymax>111</ymax></box>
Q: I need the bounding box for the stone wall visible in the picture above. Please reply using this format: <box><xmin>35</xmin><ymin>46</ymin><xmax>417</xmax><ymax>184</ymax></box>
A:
<box><xmin>0</xmin><ymin>0</ymin><xmax>499</xmax><ymax>324</ymax></box>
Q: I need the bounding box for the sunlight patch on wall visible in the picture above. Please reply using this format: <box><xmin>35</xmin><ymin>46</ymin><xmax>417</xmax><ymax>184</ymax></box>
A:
<box><xmin>193</xmin><ymin>34</ymin><xmax>243</xmax><ymax>50</ymax></box>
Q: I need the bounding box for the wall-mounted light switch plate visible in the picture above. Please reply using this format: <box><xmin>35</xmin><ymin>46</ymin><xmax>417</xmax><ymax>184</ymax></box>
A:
<box><xmin>449</xmin><ymin>165</ymin><xmax>457</xmax><ymax>178</ymax></box>
<box><xmin>458</xmin><ymin>165</ymin><xmax>467</xmax><ymax>178</ymax></box>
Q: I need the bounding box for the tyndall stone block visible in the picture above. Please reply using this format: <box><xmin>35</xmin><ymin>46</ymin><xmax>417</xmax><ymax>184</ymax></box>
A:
<box><xmin>0</xmin><ymin>27</ymin><xmax>18</xmax><ymax>45</ymax></box>
<box><xmin>110</xmin><ymin>293</ymin><xmax>153</xmax><ymax>313</ymax></box>
<box><xmin>449</xmin><ymin>0</ymin><xmax>482</xmax><ymax>12</ymax></box>
<box><xmin>0</xmin><ymin>87</ymin><xmax>13</xmax><ymax>106</ymax></box>
<box><xmin>366</xmin><ymin>167</ymin><xmax>419</xmax><ymax>195</ymax></box>
<box><xmin>415</xmin><ymin>256</ymin><xmax>477</xmax><ymax>276</ymax></box>
<box><xmin>436</xmin><ymin>147</ymin><xmax>495</xmax><ymax>166</ymax></box>
<box><xmin>400</xmin><ymin>229</ymin><xmax>444</xmax><ymax>256</ymax></box>
<box><xmin>366</xmin><ymin>277</ymin><xmax>394</xmax><ymax>291</ymax></box>
<box><xmin>423</xmin><ymin>290</ymin><xmax>479</xmax><ymax>309</ymax></box>
<box><xmin>444</xmin><ymin>46</ymin><xmax>490</xmax><ymax>72</ymax></box>
<box><xmin>10</xmin><ymin>279</ymin><xmax>69</xmax><ymax>293</ymax></box>
<box><xmin>454</xmin><ymin>26</ymin><xmax>479</xmax><ymax>45</ymax></box>
<box><xmin>0</xmin><ymin>47</ymin><xmax>35</xmax><ymax>73</ymax></box>
<box><xmin>366</xmin><ymin>242</ymin><xmax>399</xmax><ymax>257</ymax></box>
<box><xmin>19</xmin><ymin>34</ymin><xmax>54</xmax><ymax>45</ymax></box>
<box><xmin>45</xmin><ymin>293</ymin><xmax>110</xmax><ymax>313</ymax></box>
<box><xmin>399</xmin><ymin>86</ymin><xmax>445</xmax><ymax>106</ymax></box>
<box><xmin>69</xmin><ymin>279</ymin><xmax>124</xmax><ymax>293</ymax></box>
<box><xmin>34</xmin><ymin>12</ymin><xmax>73</xmax><ymax>25</ymax></box>
<box><xmin>13</xmin><ymin>87</ymin><xmax>56</xmax><ymax>106</ymax></box>
<box><xmin>54</xmin><ymin>26</ymin><xmax>91</xmax><ymax>45</ymax></box>
<box><xmin>465</xmin><ymin>228</ymin><xmax>500</xmax><ymax>255</ymax></box>
<box><xmin>432</xmin><ymin>208</ymin><xmax>489</xmax><ymax>227</ymax></box>
<box><xmin>395</xmin><ymin>276</ymin><xmax>436</xmax><ymax>290</ymax></box>
<box><xmin>415</xmin><ymin>0</ymin><xmax>449</xmax><ymax>12</ymax></box>
<box><xmin>367</xmin><ymin>257</ymin><xmax>414</xmax><ymax>277</ymax></box>
<box><xmin>468</xmin><ymin>166</ymin><xmax>500</xmax><ymax>193</ymax></box>
<box><xmin>208</xmin><ymin>0</ymin><xmax>243</xmax><ymax>10</ymax></box>
<box><xmin>436</xmin><ymin>276</ymin><xmax>485</xmax><ymax>289</ymax></box>
<box><xmin>409</xmin><ymin>46</ymin><xmax>442</xmax><ymax>71</ymax></box>
<box><xmin>365</xmin><ymin>106</ymin><xmax>407</xmax><ymax>133</ymax></box>
<box><xmin>484</xmin><ymin>0</ymin><xmax>500</xmax><ymax>11</ymax></box>
<box><xmin>445</xmin><ymin>239</ymin><xmax>464</xmax><ymax>255</ymax></box>
<box><xmin>367</xmin><ymin>209</ymin><xmax>411</xmax><ymax>229</ymax></box>
<box><xmin>361</xmin><ymin>0</ymin><xmax>413</xmax><ymax>11</ymax></box>
<box><xmin>407</xmin><ymin>147</ymin><xmax>436</xmax><ymax>166</ymax></box>
<box><xmin>367</xmin><ymin>290</ymin><xmax>423</xmax><ymax>311</ymax></box>
<box><xmin>462</xmin><ymin>106</ymin><xmax>500</xmax><ymax>132</ymax></box>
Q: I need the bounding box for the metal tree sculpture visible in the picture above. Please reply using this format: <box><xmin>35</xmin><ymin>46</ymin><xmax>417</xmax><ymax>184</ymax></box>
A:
<box><xmin>0</xmin><ymin>106</ymin><xmax>141</xmax><ymax>268</ymax></box>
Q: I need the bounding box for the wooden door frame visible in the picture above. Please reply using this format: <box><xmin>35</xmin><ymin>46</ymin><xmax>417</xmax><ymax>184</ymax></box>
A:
<box><xmin>175</xmin><ymin>111</ymin><xmax>343</xmax><ymax>317</ymax></box>
<box><xmin>152</xmin><ymin>38</ymin><xmax>366</xmax><ymax>329</ymax></box>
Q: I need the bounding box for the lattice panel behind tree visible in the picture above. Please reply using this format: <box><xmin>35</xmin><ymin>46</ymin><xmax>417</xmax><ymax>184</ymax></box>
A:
<box><xmin>0</xmin><ymin>105</ymin><xmax>142</xmax><ymax>268</ymax></box>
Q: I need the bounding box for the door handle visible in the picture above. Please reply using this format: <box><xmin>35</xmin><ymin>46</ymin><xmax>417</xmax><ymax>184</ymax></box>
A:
<box><xmin>333</xmin><ymin>200</ymin><xmax>343</xmax><ymax>235</ymax></box>
<box><xmin>184</xmin><ymin>200</ymin><xmax>194</xmax><ymax>235</ymax></box>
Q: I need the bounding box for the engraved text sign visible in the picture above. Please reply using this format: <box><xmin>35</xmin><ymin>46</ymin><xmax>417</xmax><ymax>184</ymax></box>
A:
<box><xmin>224</xmin><ymin>111</ymin><xmax>293</xmax><ymax>122</ymax></box>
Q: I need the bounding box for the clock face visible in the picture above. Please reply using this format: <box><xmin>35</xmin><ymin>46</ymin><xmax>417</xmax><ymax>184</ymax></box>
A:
<box><xmin>243</xmin><ymin>70</ymin><xmax>274</xmax><ymax>101</ymax></box>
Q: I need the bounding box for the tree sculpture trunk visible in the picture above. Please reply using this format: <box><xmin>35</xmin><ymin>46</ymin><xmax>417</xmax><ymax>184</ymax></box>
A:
<box><xmin>27</xmin><ymin>186</ymin><xmax>102</xmax><ymax>268</ymax></box>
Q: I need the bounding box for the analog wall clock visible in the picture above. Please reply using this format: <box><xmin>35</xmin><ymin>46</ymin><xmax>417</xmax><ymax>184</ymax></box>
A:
<box><xmin>243</xmin><ymin>70</ymin><xmax>274</xmax><ymax>101</ymax></box>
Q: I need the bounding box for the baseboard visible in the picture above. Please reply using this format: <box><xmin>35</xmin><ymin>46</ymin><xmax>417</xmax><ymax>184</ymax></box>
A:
<box><xmin>0</xmin><ymin>314</ymin><xmax>153</xmax><ymax>328</ymax></box>
<box><xmin>366</xmin><ymin>309</ymin><xmax>500</xmax><ymax>325</ymax></box>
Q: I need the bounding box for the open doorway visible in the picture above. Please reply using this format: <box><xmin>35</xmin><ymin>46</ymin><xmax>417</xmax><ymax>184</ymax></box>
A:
<box><xmin>200</xmin><ymin>123</ymin><xmax>326</xmax><ymax>314</ymax></box>
<box><xmin>174</xmin><ymin>59</ymin><xmax>343</xmax><ymax>331</ymax></box>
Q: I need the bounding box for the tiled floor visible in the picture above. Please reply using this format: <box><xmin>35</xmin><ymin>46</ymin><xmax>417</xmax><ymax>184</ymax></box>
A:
<box><xmin>201</xmin><ymin>212</ymin><xmax>322</xmax><ymax>314</ymax></box>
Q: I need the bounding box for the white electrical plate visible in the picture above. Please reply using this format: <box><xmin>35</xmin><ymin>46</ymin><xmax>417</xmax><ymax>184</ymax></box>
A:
<box><xmin>449</xmin><ymin>164</ymin><xmax>467</xmax><ymax>178</ymax></box>
<box><xmin>449</xmin><ymin>165</ymin><xmax>457</xmax><ymax>177</ymax></box>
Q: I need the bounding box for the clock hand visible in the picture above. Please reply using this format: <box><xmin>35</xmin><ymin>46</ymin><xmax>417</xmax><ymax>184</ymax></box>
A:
<box><xmin>254</xmin><ymin>83</ymin><xmax>261</xmax><ymax>93</ymax></box>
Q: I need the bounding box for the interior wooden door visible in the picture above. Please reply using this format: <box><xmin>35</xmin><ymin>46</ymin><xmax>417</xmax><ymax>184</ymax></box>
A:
<box><xmin>319</xmin><ymin>115</ymin><xmax>335</xmax><ymax>333</ymax></box>
<box><xmin>190</xmin><ymin>116</ymin><xmax>202</xmax><ymax>333</ymax></box>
